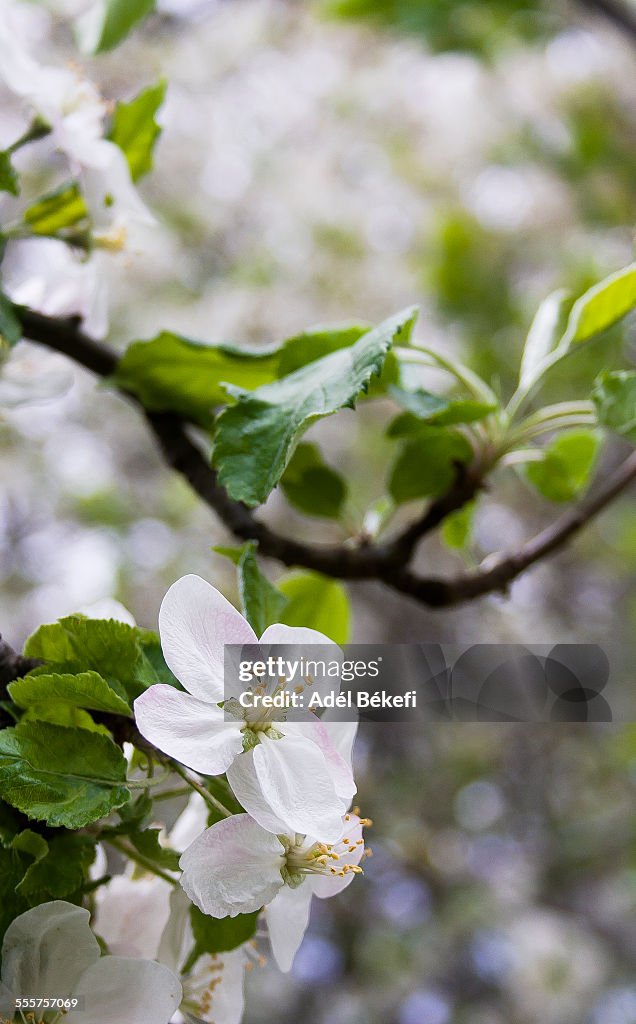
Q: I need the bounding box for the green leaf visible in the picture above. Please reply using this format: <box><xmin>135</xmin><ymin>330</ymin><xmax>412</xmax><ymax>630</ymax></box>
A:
<box><xmin>592</xmin><ymin>370</ymin><xmax>636</xmax><ymax>444</ymax></box>
<box><xmin>86</xmin><ymin>0</ymin><xmax>156</xmax><ymax>53</ymax></box>
<box><xmin>277</xmin><ymin>572</ymin><xmax>351</xmax><ymax>644</ymax></box>
<box><xmin>109</xmin><ymin>80</ymin><xmax>166</xmax><ymax>181</ymax></box>
<box><xmin>524</xmin><ymin>430</ymin><xmax>601</xmax><ymax>503</ymax></box>
<box><xmin>23</xmin><ymin>616</ymin><xmax>149</xmax><ymax>699</ymax></box>
<box><xmin>213</xmin><ymin>307</ymin><xmax>418</xmax><ymax>507</ymax></box>
<box><xmin>389</xmin><ymin>386</ymin><xmax>496</xmax><ymax>427</ymax></box>
<box><xmin>9</xmin><ymin>671</ymin><xmax>132</xmax><ymax>718</ymax></box>
<box><xmin>277</xmin><ymin>324</ymin><xmax>370</xmax><ymax>377</ymax></box>
<box><xmin>0</xmin><ymin>150</ymin><xmax>19</xmax><ymax>196</ymax></box>
<box><xmin>129</xmin><ymin>828</ymin><xmax>180</xmax><ymax>871</ymax></box>
<box><xmin>23</xmin><ymin>183</ymin><xmax>88</xmax><ymax>235</ymax></box>
<box><xmin>0</xmin><ymin>800</ymin><xmax>24</xmax><ymax>846</ymax></box>
<box><xmin>114</xmin><ymin>332</ymin><xmax>281</xmax><ymax>427</ymax></box>
<box><xmin>519</xmin><ymin>289</ymin><xmax>569</xmax><ymax>390</ymax></box>
<box><xmin>189</xmin><ymin>905</ymin><xmax>259</xmax><ymax>957</ymax></box>
<box><xmin>0</xmin><ymin>721</ymin><xmax>130</xmax><ymax>828</ymax></box>
<box><xmin>442</xmin><ymin>501</ymin><xmax>476</xmax><ymax>550</ymax></box>
<box><xmin>0</xmin><ymin>846</ymin><xmax>30</xmax><ymax>945</ymax></box>
<box><xmin>215</xmin><ymin>543</ymin><xmax>288</xmax><ymax>636</ymax></box>
<box><xmin>19</xmin><ymin>705</ymin><xmax>111</xmax><ymax>735</ymax></box>
<box><xmin>280</xmin><ymin>442</ymin><xmax>348</xmax><ymax>519</ymax></box>
<box><xmin>388</xmin><ymin>429</ymin><xmax>473</xmax><ymax>504</ymax></box>
<box><xmin>16</xmin><ymin>833</ymin><xmax>96</xmax><ymax>905</ymax></box>
<box><xmin>564</xmin><ymin>264</ymin><xmax>636</xmax><ymax>346</ymax></box>
<box><xmin>0</xmin><ymin>291</ymin><xmax>22</xmax><ymax>346</ymax></box>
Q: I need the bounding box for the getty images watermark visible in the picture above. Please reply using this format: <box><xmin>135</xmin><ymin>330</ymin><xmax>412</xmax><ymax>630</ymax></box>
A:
<box><xmin>224</xmin><ymin>644</ymin><xmax>634</xmax><ymax>722</ymax></box>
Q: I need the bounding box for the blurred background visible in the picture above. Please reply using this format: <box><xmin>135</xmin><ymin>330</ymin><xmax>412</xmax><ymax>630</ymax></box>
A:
<box><xmin>1</xmin><ymin>1</ymin><xmax>636</xmax><ymax>1021</ymax></box>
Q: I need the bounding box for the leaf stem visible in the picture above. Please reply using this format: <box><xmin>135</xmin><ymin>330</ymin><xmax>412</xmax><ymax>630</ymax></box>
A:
<box><xmin>170</xmin><ymin>760</ymin><xmax>233</xmax><ymax>818</ymax></box>
<box><xmin>105</xmin><ymin>835</ymin><xmax>178</xmax><ymax>886</ymax></box>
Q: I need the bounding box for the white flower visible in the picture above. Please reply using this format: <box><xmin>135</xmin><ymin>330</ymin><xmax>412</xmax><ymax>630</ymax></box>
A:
<box><xmin>180</xmin><ymin>810</ymin><xmax>368</xmax><ymax>971</ymax></box>
<box><xmin>2</xmin><ymin>238</ymin><xmax>108</xmax><ymax>339</ymax></box>
<box><xmin>94</xmin><ymin>797</ymin><xmax>248</xmax><ymax>1024</ymax></box>
<box><xmin>0</xmin><ymin>339</ymin><xmax>73</xmax><ymax>407</ymax></box>
<box><xmin>134</xmin><ymin>575</ymin><xmax>357</xmax><ymax>843</ymax></box>
<box><xmin>0</xmin><ymin>900</ymin><xmax>181</xmax><ymax>1024</ymax></box>
<box><xmin>0</xmin><ymin>0</ymin><xmax>154</xmax><ymax>235</ymax></box>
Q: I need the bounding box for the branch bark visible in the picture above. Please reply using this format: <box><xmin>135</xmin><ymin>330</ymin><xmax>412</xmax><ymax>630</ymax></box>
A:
<box><xmin>575</xmin><ymin>0</ymin><xmax>636</xmax><ymax>43</ymax></box>
<box><xmin>18</xmin><ymin>309</ymin><xmax>636</xmax><ymax>608</ymax></box>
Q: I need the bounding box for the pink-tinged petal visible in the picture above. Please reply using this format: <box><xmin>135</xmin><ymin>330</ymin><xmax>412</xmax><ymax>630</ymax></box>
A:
<box><xmin>71</xmin><ymin>956</ymin><xmax>181</xmax><ymax>1024</ymax></box>
<box><xmin>159</xmin><ymin>575</ymin><xmax>257</xmax><ymax>703</ymax></box>
<box><xmin>264</xmin><ymin>884</ymin><xmax>313</xmax><ymax>972</ymax></box>
<box><xmin>168</xmin><ymin>794</ymin><xmax>210</xmax><ymax>852</ymax></box>
<box><xmin>226</xmin><ymin>751</ymin><xmax>291</xmax><ymax>836</ymax></box>
<box><xmin>134</xmin><ymin>685</ymin><xmax>242</xmax><ymax>775</ymax></box>
<box><xmin>184</xmin><ymin>947</ymin><xmax>247</xmax><ymax>1024</ymax></box>
<box><xmin>282</xmin><ymin>719</ymin><xmax>356</xmax><ymax>803</ymax></box>
<box><xmin>259</xmin><ymin>625</ymin><xmax>336</xmax><ymax>646</ymax></box>
<box><xmin>93</xmin><ymin>876</ymin><xmax>171</xmax><ymax>960</ymax></box>
<box><xmin>179</xmin><ymin>815</ymin><xmax>284</xmax><ymax>918</ymax></box>
<box><xmin>321</xmin><ymin>715</ymin><xmax>358</xmax><ymax>767</ymax></box>
<box><xmin>253</xmin><ymin>734</ymin><xmax>348</xmax><ymax>842</ymax></box>
<box><xmin>312</xmin><ymin>814</ymin><xmax>365</xmax><ymax>898</ymax></box>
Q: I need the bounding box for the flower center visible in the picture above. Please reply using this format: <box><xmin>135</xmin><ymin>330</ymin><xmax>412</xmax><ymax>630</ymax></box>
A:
<box><xmin>279</xmin><ymin>813</ymin><xmax>370</xmax><ymax>888</ymax></box>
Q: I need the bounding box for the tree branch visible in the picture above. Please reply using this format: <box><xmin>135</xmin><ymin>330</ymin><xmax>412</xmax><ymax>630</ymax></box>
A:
<box><xmin>18</xmin><ymin>309</ymin><xmax>636</xmax><ymax>608</ymax></box>
<box><xmin>575</xmin><ymin>0</ymin><xmax>636</xmax><ymax>43</ymax></box>
<box><xmin>0</xmin><ymin>634</ymin><xmax>40</xmax><ymax>688</ymax></box>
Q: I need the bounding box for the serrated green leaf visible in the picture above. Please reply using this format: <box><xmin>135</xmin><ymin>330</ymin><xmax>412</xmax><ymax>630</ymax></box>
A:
<box><xmin>16</xmin><ymin>833</ymin><xmax>96</xmax><ymax>905</ymax></box>
<box><xmin>389</xmin><ymin>386</ymin><xmax>496</xmax><ymax>428</ymax></box>
<box><xmin>519</xmin><ymin>289</ymin><xmax>569</xmax><ymax>389</ymax></box>
<box><xmin>189</xmin><ymin>905</ymin><xmax>259</xmax><ymax>957</ymax></box>
<box><xmin>0</xmin><ymin>290</ymin><xmax>22</xmax><ymax>347</ymax></box>
<box><xmin>592</xmin><ymin>370</ymin><xmax>636</xmax><ymax>444</ymax></box>
<box><xmin>280</xmin><ymin>442</ymin><xmax>348</xmax><ymax>519</ymax></box>
<box><xmin>277</xmin><ymin>572</ymin><xmax>351</xmax><ymax>644</ymax></box>
<box><xmin>277</xmin><ymin>324</ymin><xmax>370</xmax><ymax>377</ymax></box>
<box><xmin>86</xmin><ymin>0</ymin><xmax>156</xmax><ymax>53</ymax></box>
<box><xmin>0</xmin><ymin>150</ymin><xmax>19</xmax><ymax>196</ymax></box>
<box><xmin>10</xmin><ymin>828</ymin><xmax>48</xmax><ymax>862</ymax></box>
<box><xmin>215</xmin><ymin>543</ymin><xmax>288</xmax><ymax>635</ymax></box>
<box><xmin>23</xmin><ymin>183</ymin><xmax>88</xmax><ymax>235</ymax></box>
<box><xmin>524</xmin><ymin>430</ymin><xmax>601</xmax><ymax>503</ymax></box>
<box><xmin>9</xmin><ymin>671</ymin><xmax>132</xmax><ymax>718</ymax></box>
<box><xmin>19</xmin><ymin>705</ymin><xmax>110</xmax><ymax>735</ymax></box>
<box><xmin>0</xmin><ymin>721</ymin><xmax>129</xmax><ymax>828</ymax></box>
<box><xmin>23</xmin><ymin>616</ymin><xmax>148</xmax><ymax>698</ymax></box>
<box><xmin>388</xmin><ymin>428</ymin><xmax>473</xmax><ymax>504</ymax></box>
<box><xmin>213</xmin><ymin>307</ymin><xmax>418</xmax><ymax>507</ymax></box>
<box><xmin>564</xmin><ymin>264</ymin><xmax>636</xmax><ymax>346</ymax></box>
<box><xmin>109</xmin><ymin>80</ymin><xmax>166</xmax><ymax>181</ymax></box>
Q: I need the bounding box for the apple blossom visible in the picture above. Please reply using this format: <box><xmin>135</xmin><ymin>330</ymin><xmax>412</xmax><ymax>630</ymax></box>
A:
<box><xmin>0</xmin><ymin>901</ymin><xmax>181</xmax><ymax>1024</ymax></box>
<box><xmin>179</xmin><ymin>810</ymin><xmax>368</xmax><ymax>971</ymax></box>
<box><xmin>134</xmin><ymin>574</ymin><xmax>357</xmax><ymax>842</ymax></box>
<box><xmin>94</xmin><ymin>796</ymin><xmax>249</xmax><ymax>1024</ymax></box>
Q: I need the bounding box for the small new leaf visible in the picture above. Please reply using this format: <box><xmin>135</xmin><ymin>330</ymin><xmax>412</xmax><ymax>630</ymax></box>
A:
<box><xmin>524</xmin><ymin>430</ymin><xmax>601</xmax><ymax>503</ymax></box>
<box><xmin>109</xmin><ymin>80</ymin><xmax>166</xmax><ymax>181</ymax></box>
<box><xmin>213</xmin><ymin>307</ymin><xmax>418</xmax><ymax>506</ymax></box>
<box><xmin>388</xmin><ymin>429</ymin><xmax>473</xmax><ymax>504</ymax></box>
<box><xmin>563</xmin><ymin>264</ymin><xmax>636</xmax><ymax>347</ymax></box>
<box><xmin>84</xmin><ymin>0</ymin><xmax>156</xmax><ymax>54</ymax></box>
<box><xmin>519</xmin><ymin>289</ymin><xmax>569</xmax><ymax>389</ymax></box>
<box><xmin>592</xmin><ymin>370</ymin><xmax>636</xmax><ymax>444</ymax></box>
<box><xmin>0</xmin><ymin>150</ymin><xmax>19</xmax><ymax>196</ymax></box>
<box><xmin>215</xmin><ymin>542</ymin><xmax>288</xmax><ymax>635</ymax></box>
<box><xmin>277</xmin><ymin>571</ymin><xmax>351</xmax><ymax>644</ymax></box>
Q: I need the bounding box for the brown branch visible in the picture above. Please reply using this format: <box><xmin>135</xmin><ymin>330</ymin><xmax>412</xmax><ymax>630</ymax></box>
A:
<box><xmin>18</xmin><ymin>309</ymin><xmax>636</xmax><ymax>607</ymax></box>
<box><xmin>0</xmin><ymin>634</ymin><xmax>40</xmax><ymax>688</ymax></box>
<box><xmin>575</xmin><ymin>0</ymin><xmax>636</xmax><ymax>43</ymax></box>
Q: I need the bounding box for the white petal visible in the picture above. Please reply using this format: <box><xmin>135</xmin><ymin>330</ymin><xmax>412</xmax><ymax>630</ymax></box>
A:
<box><xmin>157</xmin><ymin>887</ymin><xmax>192</xmax><ymax>975</ymax></box>
<box><xmin>93</xmin><ymin>876</ymin><xmax>171</xmax><ymax>960</ymax></box>
<box><xmin>226</xmin><ymin>750</ymin><xmax>292</xmax><ymax>835</ymax></box>
<box><xmin>159</xmin><ymin>575</ymin><xmax>257</xmax><ymax>703</ymax></box>
<box><xmin>264</xmin><ymin>884</ymin><xmax>313</xmax><ymax>972</ymax></box>
<box><xmin>70</xmin><ymin>956</ymin><xmax>181</xmax><ymax>1024</ymax></box>
<box><xmin>1</xmin><ymin>902</ymin><xmax>100</xmax><ymax>999</ymax></box>
<box><xmin>259</xmin><ymin>624</ymin><xmax>336</xmax><ymax>646</ymax></box>
<box><xmin>259</xmin><ymin>624</ymin><xmax>342</xmax><ymax>701</ymax></box>
<box><xmin>251</xmin><ymin>734</ymin><xmax>347</xmax><ymax>842</ymax></box>
<box><xmin>179</xmin><ymin>814</ymin><xmax>284</xmax><ymax>918</ymax></box>
<box><xmin>281</xmin><ymin>719</ymin><xmax>356</xmax><ymax>803</ymax></box>
<box><xmin>183</xmin><ymin>947</ymin><xmax>247</xmax><ymax>1024</ymax></box>
<box><xmin>134</xmin><ymin>685</ymin><xmax>243</xmax><ymax>775</ymax></box>
<box><xmin>321</xmin><ymin>715</ymin><xmax>358</xmax><ymax>766</ymax></box>
<box><xmin>168</xmin><ymin>794</ymin><xmax>210</xmax><ymax>852</ymax></box>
